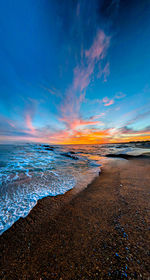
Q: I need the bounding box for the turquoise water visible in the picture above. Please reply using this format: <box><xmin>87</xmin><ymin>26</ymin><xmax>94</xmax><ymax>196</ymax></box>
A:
<box><xmin>0</xmin><ymin>142</ymin><xmax>149</xmax><ymax>234</ymax></box>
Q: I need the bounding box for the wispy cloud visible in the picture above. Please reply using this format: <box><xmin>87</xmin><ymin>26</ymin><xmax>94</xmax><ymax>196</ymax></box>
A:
<box><xmin>119</xmin><ymin>125</ymin><xmax>150</xmax><ymax>135</ymax></box>
<box><xmin>25</xmin><ymin>114</ymin><xmax>35</xmax><ymax>134</ymax></box>
<box><xmin>85</xmin><ymin>31</ymin><xmax>110</xmax><ymax>61</ymax></box>
<box><xmin>47</xmin><ymin>127</ymin><xmax>111</xmax><ymax>144</ymax></box>
<box><xmin>0</xmin><ymin>115</ymin><xmax>16</xmax><ymax>129</ymax></box>
<box><xmin>0</xmin><ymin>114</ymin><xmax>35</xmax><ymax>139</ymax></box>
<box><xmin>115</xmin><ymin>92</ymin><xmax>126</xmax><ymax>99</ymax></box>
<box><xmin>103</xmin><ymin>97</ymin><xmax>114</xmax><ymax>106</ymax></box>
<box><xmin>47</xmin><ymin>29</ymin><xmax>112</xmax><ymax>144</ymax></box>
<box><xmin>97</xmin><ymin>62</ymin><xmax>110</xmax><ymax>82</ymax></box>
<box><xmin>60</xmin><ymin>118</ymin><xmax>104</xmax><ymax>130</ymax></box>
<box><xmin>60</xmin><ymin>29</ymin><xmax>110</xmax><ymax>131</ymax></box>
<box><xmin>126</xmin><ymin>110</ymin><xmax>150</xmax><ymax>126</ymax></box>
<box><xmin>104</xmin><ymin>99</ymin><xmax>114</xmax><ymax>106</ymax></box>
<box><xmin>112</xmin><ymin>125</ymin><xmax>150</xmax><ymax>142</ymax></box>
<box><xmin>73</xmin><ymin>30</ymin><xmax>110</xmax><ymax>92</ymax></box>
<box><xmin>24</xmin><ymin>99</ymin><xmax>37</xmax><ymax>135</ymax></box>
<box><xmin>89</xmin><ymin>113</ymin><xmax>105</xmax><ymax>120</ymax></box>
<box><xmin>102</xmin><ymin>91</ymin><xmax>126</xmax><ymax>107</ymax></box>
<box><xmin>41</xmin><ymin>85</ymin><xmax>61</xmax><ymax>97</ymax></box>
<box><xmin>103</xmin><ymin>62</ymin><xmax>110</xmax><ymax>82</ymax></box>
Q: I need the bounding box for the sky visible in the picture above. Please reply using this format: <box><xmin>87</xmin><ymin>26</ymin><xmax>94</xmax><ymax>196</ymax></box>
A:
<box><xmin>0</xmin><ymin>0</ymin><xmax>150</xmax><ymax>144</ymax></box>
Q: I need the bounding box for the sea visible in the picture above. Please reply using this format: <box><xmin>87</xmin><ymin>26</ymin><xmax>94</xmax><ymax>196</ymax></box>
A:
<box><xmin>0</xmin><ymin>142</ymin><xmax>150</xmax><ymax>235</ymax></box>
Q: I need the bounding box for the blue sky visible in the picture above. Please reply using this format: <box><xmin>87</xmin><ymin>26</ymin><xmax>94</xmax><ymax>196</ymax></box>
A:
<box><xmin>0</xmin><ymin>0</ymin><xmax>150</xmax><ymax>143</ymax></box>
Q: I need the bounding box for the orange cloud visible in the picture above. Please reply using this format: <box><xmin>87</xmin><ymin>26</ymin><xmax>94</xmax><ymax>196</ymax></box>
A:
<box><xmin>48</xmin><ymin>128</ymin><xmax>111</xmax><ymax>145</ymax></box>
<box><xmin>45</xmin><ymin>123</ymin><xmax>150</xmax><ymax>145</ymax></box>
<box><xmin>1</xmin><ymin>127</ymin><xmax>150</xmax><ymax>145</ymax></box>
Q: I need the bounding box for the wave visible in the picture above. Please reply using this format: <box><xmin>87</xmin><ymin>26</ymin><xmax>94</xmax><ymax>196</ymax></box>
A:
<box><xmin>60</xmin><ymin>152</ymin><xmax>79</xmax><ymax>160</ymax></box>
<box><xmin>0</xmin><ymin>142</ymin><xmax>150</xmax><ymax>235</ymax></box>
<box><xmin>42</xmin><ymin>145</ymin><xmax>55</xmax><ymax>151</ymax></box>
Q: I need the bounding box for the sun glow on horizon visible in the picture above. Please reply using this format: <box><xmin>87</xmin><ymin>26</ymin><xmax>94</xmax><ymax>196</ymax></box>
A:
<box><xmin>0</xmin><ymin>1</ymin><xmax>150</xmax><ymax>144</ymax></box>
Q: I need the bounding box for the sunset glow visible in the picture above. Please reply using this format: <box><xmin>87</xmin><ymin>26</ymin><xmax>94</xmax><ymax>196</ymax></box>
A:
<box><xmin>0</xmin><ymin>0</ymin><xmax>150</xmax><ymax>144</ymax></box>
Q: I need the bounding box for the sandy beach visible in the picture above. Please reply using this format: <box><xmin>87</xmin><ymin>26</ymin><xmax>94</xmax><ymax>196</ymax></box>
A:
<box><xmin>0</xmin><ymin>157</ymin><xmax>150</xmax><ymax>280</ymax></box>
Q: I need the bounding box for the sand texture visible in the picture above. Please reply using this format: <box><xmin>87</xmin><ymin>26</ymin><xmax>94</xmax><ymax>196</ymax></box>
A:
<box><xmin>0</xmin><ymin>158</ymin><xmax>150</xmax><ymax>279</ymax></box>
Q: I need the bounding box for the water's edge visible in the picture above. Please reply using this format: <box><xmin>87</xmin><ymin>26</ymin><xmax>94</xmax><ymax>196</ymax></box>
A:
<box><xmin>1</xmin><ymin>142</ymin><xmax>150</xmax><ymax>235</ymax></box>
<box><xmin>1</xmin><ymin>168</ymin><xmax>102</xmax><ymax>236</ymax></box>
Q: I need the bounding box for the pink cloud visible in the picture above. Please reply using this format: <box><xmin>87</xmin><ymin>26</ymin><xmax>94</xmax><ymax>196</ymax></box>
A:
<box><xmin>0</xmin><ymin>115</ymin><xmax>16</xmax><ymax>128</ymax></box>
<box><xmin>7</xmin><ymin>121</ymin><xmax>15</xmax><ymax>128</ymax></box>
<box><xmin>69</xmin><ymin>119</ymin><xmax>103</xmax><ymax>130</ymax></box>
<box><xmin>59</xmin><ymin>30</ymin><xmax>110</xmax><ymax>134</ymax></box>
<box><xmin>73</xmin><ymin>30</ymin><xmax>110</xmax><ymax>92</ymax></box>
<box><xmin>60</xmin><ymin>116</ymin><xmax>103</xmax><ymax>130</ymax></box>
<box><xmin>103</xmin><ymin>97</ymin><xmax>109</xmax><ymax>103</ymax></box>
<box><xmin>103</xmin><ymin>97</ymin><xmax>114</xmax><ymax>106</ymax></box>
<box><xmin>104</xmin><ymin>99</ymin><xmax>114</xmax><ymax>106</ymax></box>
<box><xmin>90</xmin><ymin>113</ymin><xmax>105</xmax><ymax>120</ymax></box>
<box><xmin>103</xmin><ymin>62</ymin><xmax>110</xmax><ymax>82</ymax></box>
<box><xmin>85</xmin><ymin>31</ymin><xmax>110</xmax><ymax>60</ymax></box>
<box><xmin>25</xmin><ymin>114</ymin><xmax>35</xmax><ymax>134</ymax></box>
<box><xmin>97</xmin><ymin>62</ymin><xmax>110</xmax><ymax>82</ymax></box>
<box><xmin>73</xmin><ymin>63</ymin><xmax>94</xmax><ymax>92</ymax></box>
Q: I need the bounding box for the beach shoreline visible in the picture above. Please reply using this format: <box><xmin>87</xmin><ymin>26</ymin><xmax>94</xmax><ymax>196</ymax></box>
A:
<box><xmin>0</xmin><ymin>157</ymin><xmax>150</xmax><ymax>279</ymax></box>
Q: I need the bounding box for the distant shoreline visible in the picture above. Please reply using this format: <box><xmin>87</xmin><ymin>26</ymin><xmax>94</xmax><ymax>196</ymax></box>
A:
<box><xmin>0</xmin><ymin>140</ymin><xmax>150</xmax><ymax>145</ymax></box>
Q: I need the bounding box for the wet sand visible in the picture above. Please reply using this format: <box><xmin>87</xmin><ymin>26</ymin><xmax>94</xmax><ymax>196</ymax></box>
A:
<box><xmin>0</xmin><ymin>158</ymin><xmax>150</xmax><ymax>279</ymax></box>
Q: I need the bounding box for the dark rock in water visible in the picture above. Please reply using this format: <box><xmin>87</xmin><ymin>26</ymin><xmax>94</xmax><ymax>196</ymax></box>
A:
<box><xmin>143</xmin><ymin>142</ymin><xmax>150</xmax><ymax>148</ymax></box>
<box><xmin>43</xmin><ymin>145</ymin><xmax>54</xmax><ymax>148</ymax></box>
<box><xmin>69</xmin><ymin>151</ymin><xmax>76</xmax><ymax>154</ymax></box>
<box><xmin>45</xmin><ymin>147</ymin><xmax>54</xmax><ymax>151</ymax></box>
<box><xmin>106</xmin><ymin>154</ymin><xmax>131</xmax><ymax>159</ymax></box>
<box><xmin>116</xmin><ymin>145</ymin><xmax>128</xmax><ymax>148</ymax></box>
<box><xmin>43</xmin><ymin>145</ymin><xmax>54</xmax><ymax>151</ymax></box>
<box><xmin>105</xmin><ymin>153</ymin><xmax>149</xmax><ymax>159</ymax></box>
<box><xmin>61</xmin><ymin>152</ymin><xmax>79</xmax><ymax>160</ymax></box>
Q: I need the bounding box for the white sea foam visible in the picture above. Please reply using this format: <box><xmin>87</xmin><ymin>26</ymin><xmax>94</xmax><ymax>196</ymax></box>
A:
<box><xmin>0</xmin><ymin>142</ymin><xmax>149</xmax><ymax>235</ymax></box>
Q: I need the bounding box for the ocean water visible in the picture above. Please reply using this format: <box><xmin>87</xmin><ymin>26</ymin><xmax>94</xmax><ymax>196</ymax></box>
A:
<box><xmin>0</xmin><ymin>142</ymin><xmax>150</xmax><ymax>235</ymax></box>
